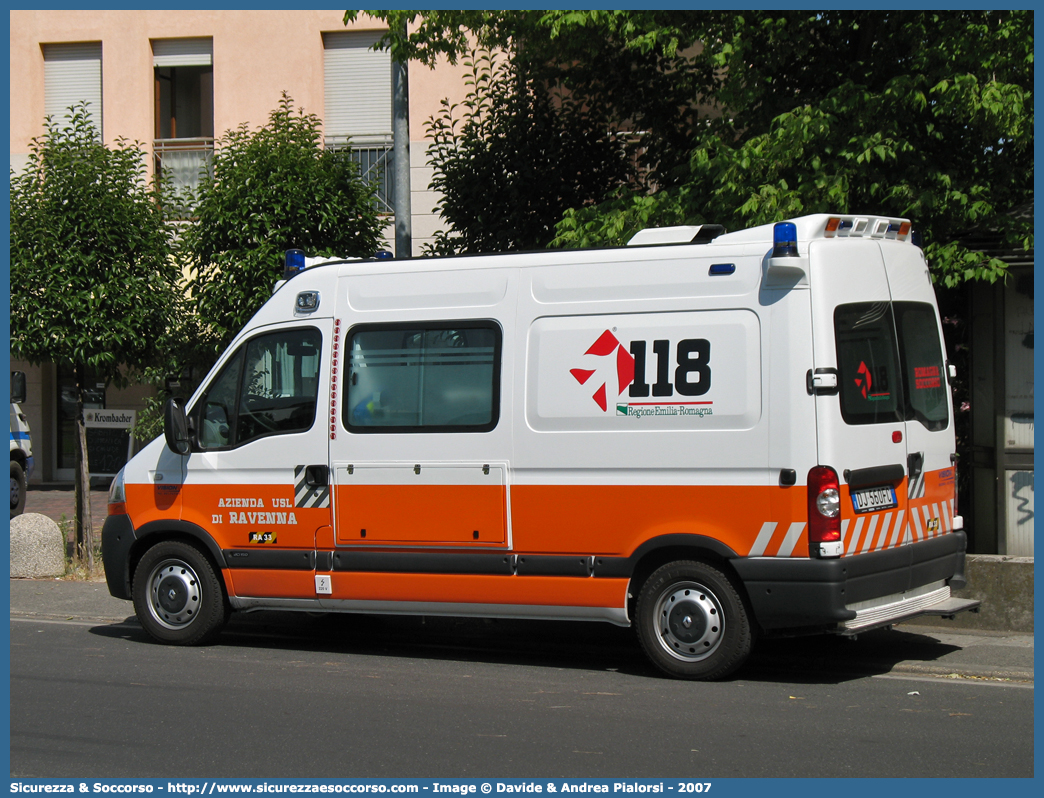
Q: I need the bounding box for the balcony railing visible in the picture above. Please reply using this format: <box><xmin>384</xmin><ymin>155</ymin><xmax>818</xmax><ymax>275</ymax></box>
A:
<box><xmin>325</xmin><ymin>136</ymin><xmax>394</xmax><ymax>214</ymax></box>
<box><xmin>153</xmin><ymin>136</ymin><xmax>394</xmax><ymax>217</ymax></box>
<box><xmin>153</xmin><ymin>138</ymin><xmax>214</xmax><ymax>201</ymax></box>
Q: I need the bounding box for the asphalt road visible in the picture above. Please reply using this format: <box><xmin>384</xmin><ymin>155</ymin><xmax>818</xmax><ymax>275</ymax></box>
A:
<box><xmin>9</xmin><ymin>609</ymin><xmax>1034</xmax><ymax>779</ymax></box>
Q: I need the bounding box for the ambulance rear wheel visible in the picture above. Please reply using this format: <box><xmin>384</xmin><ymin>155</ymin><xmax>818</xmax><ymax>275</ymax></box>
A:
<box><xmin>132</xmin><ymin>540</ymin><xmax>230</xmax><ymax>645</ymax></box>
<box><xmin>10</xmin><ymin>460</ymin><xmax>26</xmax><ymax>518</ymax></box>
<box><xmin>635</xmin><ymin>560</ymin><xmax>753</xmax><ymax>680</ymax></box>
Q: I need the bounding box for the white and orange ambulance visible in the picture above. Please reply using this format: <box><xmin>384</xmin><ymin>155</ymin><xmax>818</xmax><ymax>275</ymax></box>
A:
<box><xmin>102</xmin><ymin>213</ymin><xmax>978</xmax><ymax>679</ymax></box>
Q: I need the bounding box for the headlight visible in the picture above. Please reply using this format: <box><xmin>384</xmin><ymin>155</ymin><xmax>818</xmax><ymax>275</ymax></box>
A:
<box><xmin>107</xmin><ymin>467</ymin><xmax>126</xmax><ymax>510</ymax></box>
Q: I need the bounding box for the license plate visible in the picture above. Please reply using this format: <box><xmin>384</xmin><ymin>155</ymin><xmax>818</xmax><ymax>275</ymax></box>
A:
<box><xmin>851</xmin><ymin>485</ymin><xmax>897</xmax><ymax>513</ymax></box>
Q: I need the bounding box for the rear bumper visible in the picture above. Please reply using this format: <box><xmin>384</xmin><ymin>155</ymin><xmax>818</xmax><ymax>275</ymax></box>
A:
<box><xmin>732</xmin><ymin>531</ymin><xmax>970</xmax><ymax>632</ymax></box>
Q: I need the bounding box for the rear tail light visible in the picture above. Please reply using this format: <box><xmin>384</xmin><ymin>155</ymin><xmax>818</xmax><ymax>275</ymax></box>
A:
<box><xmin>808</xmin><ymin>466</ymin><xmax>841</xmax><ymax>543</ymax></box>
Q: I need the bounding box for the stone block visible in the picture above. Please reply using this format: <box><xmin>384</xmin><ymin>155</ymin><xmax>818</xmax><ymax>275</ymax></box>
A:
<box><xmin>10</xmin><ymin>513</ymin><xmax>66</xmax><ymax>578</ymax></box>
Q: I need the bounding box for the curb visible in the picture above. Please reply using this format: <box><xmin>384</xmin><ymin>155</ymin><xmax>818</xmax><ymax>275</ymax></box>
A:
<box><xmin>887</xmin><ymin>662</ymin><xmax>1035</xmax><ymax>682</ymax></box>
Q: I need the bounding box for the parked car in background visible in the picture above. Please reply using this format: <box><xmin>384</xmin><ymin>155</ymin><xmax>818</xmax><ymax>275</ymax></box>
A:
<box><xmin>10</xmin><ymin>371</ymin><xmax>34</xmax><ymax>517</ymax></box>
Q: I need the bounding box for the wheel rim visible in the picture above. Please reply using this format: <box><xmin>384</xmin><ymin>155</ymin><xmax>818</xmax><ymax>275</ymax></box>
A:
<box><xmin>146</xmin><ymin>558</ymin><xmax>202</xmax><ymax>630</ymax></box>
<box><xmin>11</xmin><ymin>476</ymin><xmax>20</xmax><ymax>508</ymax></box>
<box><xmin>653</xmin><ymin>580</ymin><xmax>724</xmax><ymax>663</ymax></box>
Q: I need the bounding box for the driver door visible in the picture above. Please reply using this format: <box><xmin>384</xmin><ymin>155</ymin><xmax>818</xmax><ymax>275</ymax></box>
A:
<box><xmin>181</xmin><ymin>321</ymin><xmax>333</xmax><ymax>599</ymax></box>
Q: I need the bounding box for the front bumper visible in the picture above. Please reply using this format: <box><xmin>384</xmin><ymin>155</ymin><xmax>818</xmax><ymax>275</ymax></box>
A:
<box><xmin>101</xmin><ymin>513</ymin><xmax>136</xmax><ymax>600</ymax></box>
<box><xmin>732</xmin><ymin>531</ymin><xmax>972</xmax><ymax>632</ymax></box>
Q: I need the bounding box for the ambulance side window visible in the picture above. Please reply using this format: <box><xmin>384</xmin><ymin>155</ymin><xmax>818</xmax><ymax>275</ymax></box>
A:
<box><xmin>834</xmin><ymin>302</ymin><xmax>904</xmax><ymax>426</ymax></box>
<box><xmin>195</xmin><ymin>327</ymin><xmax>323</xmax><ymax>449</ymax></box>
<box><xmin>345</xmin><ymin>321</ymin><xmax>501</xmax><ymax>433</ymax></box>
<box><xmin>894</xmin><ymin>302</ymin><xmax>949</xmax><ymax>432</ymax></box>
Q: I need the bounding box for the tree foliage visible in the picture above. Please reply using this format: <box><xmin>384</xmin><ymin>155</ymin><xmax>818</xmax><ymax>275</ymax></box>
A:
<box><xmin>553</xmin><ymin>11</ymin><xmax>1033</xmax><ymax>287</ymax></box>
<box><xmin>349</xmin><ymin>10</ymin><xmax>707</xmax><ymax>253</ymax></box>
<box><xmin>184</xmin><ymin>93</ymin><xmax>385</xmax><ymax>351</ymax></box>
<box><xmin>352</xmin><ymin>11</ymin><xmax>1032</xmax><ymax>285</ymax></box>
<box><xmin>10</xmin><ymin>102</ymin><xmax>182</xmax><ymax>563</ymax></box>
<box><xmin>10</xmin><ymin>103</ymin><xmax>182</xmax><ymax>383</ymax></box>
<box><xmin>424</xmin><ymin>50</ymin><xmax>630</xmax><ymax>254</ymax></box>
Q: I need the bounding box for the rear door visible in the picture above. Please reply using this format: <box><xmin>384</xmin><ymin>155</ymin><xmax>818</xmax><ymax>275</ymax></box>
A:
<box><xmin>809</xmin><ymin>239</ymin><xmax>909</xmax><ymax>556</ymax></box>
<box><xmin>883</xmin><ymin>246</ymin><xmax>958</xmax><ymax>543</ymax></box>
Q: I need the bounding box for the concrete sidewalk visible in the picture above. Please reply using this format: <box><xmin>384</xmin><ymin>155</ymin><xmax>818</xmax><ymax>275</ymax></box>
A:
<box><xmin>8</xmin><ymin>578</ymin><xmax>1033</xmax><ymax>683</ymax></box>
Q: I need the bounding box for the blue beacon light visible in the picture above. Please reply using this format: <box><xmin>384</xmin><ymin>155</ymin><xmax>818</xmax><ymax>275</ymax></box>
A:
<box><xmin>772</xmin><ymin>222</ymin><xmax>799</xmax><ymax>258</ymax></box>
<box><xmin>284</xmin><ymin>248</ymin><xmax>306</xmax><ymax>280</ymax></box>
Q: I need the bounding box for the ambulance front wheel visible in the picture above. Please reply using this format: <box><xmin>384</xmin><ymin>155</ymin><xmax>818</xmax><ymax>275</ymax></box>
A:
<box><xmin>132</xmin><ymin>540</ymin><xmax>230</xmax><ymax>645</ymax></box>
<box><xmin>635</xmin><ymin>560</ymin><xmax>753</xmax><ymax>681</ymax></box>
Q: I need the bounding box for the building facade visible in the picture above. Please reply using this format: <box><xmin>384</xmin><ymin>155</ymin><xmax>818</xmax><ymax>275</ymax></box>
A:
<box><xmin>10</xmin><ymin>9</ymin><xmax>469</xmax><ymax>483</ymax></box>
<box><xmin>962</xmin><ymin>237</ymin><xmax>1035</xmax><ymax>557</ymax></box>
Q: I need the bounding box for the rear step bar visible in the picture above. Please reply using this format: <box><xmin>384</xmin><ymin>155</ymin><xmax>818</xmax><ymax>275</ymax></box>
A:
<box><xmin>837</xmin><ymin>585</ymin><xmax>981</xmax><ymax>636</ymax></box>
<box><xmin>916</xmin><ymin>596</ymin><xmax>982</xmax><ymax>620</ymax></box>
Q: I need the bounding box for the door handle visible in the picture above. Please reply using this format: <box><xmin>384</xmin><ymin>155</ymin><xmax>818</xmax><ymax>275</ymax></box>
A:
<box><xmin>806</xmin><ymin>368</ymin><xmax>839</xmax><ymax>395</ymax></box>
<box><xmin>907</xmin><ymin>452</ymin><xmax>924</xmax><ymax>482</ymax></box>
<box><xmin>304</xmin><ymin>465</ymin><xmax>329</xmax><ymax>488</ymax></box>
<box><xmin>906</xmin><ymin>452</ymin><xmax>926</xmax><ymax>499</ymax></box>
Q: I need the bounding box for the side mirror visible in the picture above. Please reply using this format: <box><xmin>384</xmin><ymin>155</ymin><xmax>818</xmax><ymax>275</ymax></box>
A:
<box><xmin>164</xmin><ymin>397</ymin><xmax>192</xmax><ymax>456</ymax></box>
<box><xmin>10</xmin><ymin>371</ymin><xmax>27</xmax><ymax>404</ymax></box>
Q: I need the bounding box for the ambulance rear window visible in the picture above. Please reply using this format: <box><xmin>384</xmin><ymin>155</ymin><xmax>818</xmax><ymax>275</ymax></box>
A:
<box><xmin>894</xmin><ymin>302</ymin><xmax>949</xmax><ymax>432</ymax></box>
<box><xmin>834</xmin><ymin>302</ymin><xmax>949</xmax><ymax>431</ymax></box>
<box><xmin>834</xmin><ymin>302</ymin><xmax>904</xmax><ymax>426</ymax></box>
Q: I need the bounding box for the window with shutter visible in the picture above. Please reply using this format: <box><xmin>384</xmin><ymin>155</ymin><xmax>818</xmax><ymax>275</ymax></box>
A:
<box><xmin>43</xmin><ymin>42</ymin><xmax>102</xmax><ymax>137</ymax></box>
<box><xmin>323</xmin><ymin>31</ymin><xmax>394</xmax><ymax>212</ymax></box>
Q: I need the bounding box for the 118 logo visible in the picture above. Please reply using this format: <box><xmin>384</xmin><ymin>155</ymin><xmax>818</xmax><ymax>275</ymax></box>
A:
<box><xmin>571</xmin><ymin>330</ymin><xmax>712</xmax><ymax>411</ymax></box>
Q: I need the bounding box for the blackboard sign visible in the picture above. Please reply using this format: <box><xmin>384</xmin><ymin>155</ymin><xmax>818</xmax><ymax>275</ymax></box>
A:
<box><xmin>84</xmin><ymin>409</ymin><xmax>136</xmax><ymax>477</ymax></box>
<box><xmin>86</xmin><ymin>427</ymin><xmax>133</xmax><ymax>476</ymax></box>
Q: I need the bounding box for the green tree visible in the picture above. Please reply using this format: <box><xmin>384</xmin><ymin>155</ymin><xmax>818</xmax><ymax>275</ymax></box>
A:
<box><xmin>184</xmin><ymin>93</ymin><xmax>385</xmax><ymax>351</ymax></box>
<box><xmin>550</xmin><ymin>11</ymin><xmax>1033</xmax><ymax>286</ymax></box>
<box><xmin>346</xmin><ymin>11</ymin><xmax>704</xmax><ymax>187</ymax></box>
<box><xmin>10</xmin><ymin>103</ymin><xmax>182</xmax><ymax>566</ymax></box>
<box><xmin>351</xmin><ymin>11</ymin><xmax>1032</xmax><ymax>285</ymax></box>
<box><xmin>348</xmin><ymin>11</ymin><xmax>706</xmax><ymax>253</ymax></box>
<box><xmin>424</xmin><ymin>49</ymin><xmax>630</xmax><ymax>254</ymax></box>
